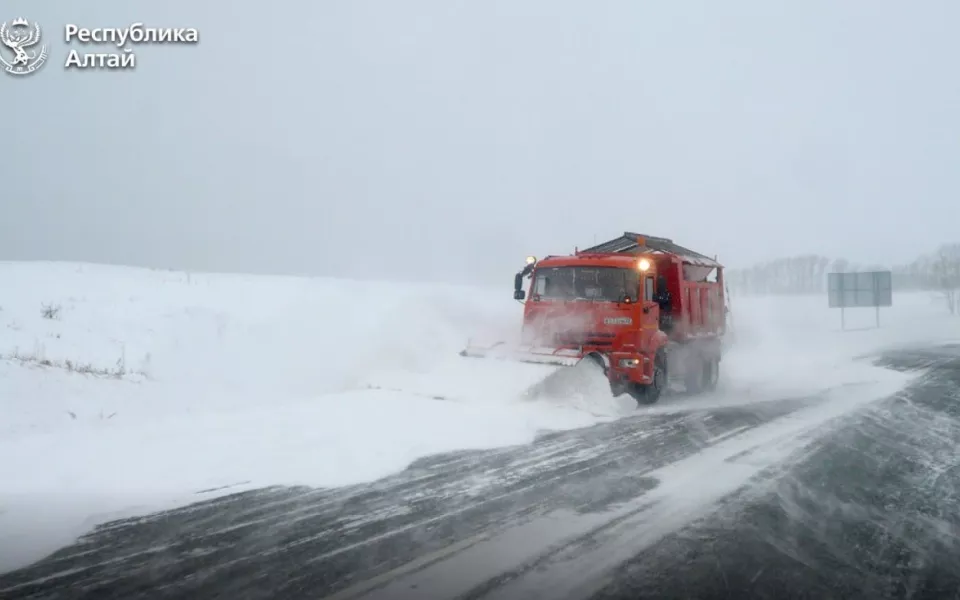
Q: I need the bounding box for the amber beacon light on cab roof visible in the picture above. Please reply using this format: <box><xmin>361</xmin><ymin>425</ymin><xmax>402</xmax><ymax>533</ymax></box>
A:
<box><xmin>461</xmin><ymin>232</ymin><xmax>729</xmax><ymax>405</ymax></box>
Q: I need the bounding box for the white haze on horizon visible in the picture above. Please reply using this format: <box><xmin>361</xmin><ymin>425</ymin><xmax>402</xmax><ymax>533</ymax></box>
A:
<box><xmin>6</xmin><ymin>0</ymin><xmax>960</xmax><ymax>286</ymax></box>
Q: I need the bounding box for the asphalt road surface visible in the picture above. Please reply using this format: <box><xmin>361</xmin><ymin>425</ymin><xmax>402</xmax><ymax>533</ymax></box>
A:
<box><xmin>3</xmin><ymin>344</ymin><xmax>960</xmax><ymax>600</ymax></box>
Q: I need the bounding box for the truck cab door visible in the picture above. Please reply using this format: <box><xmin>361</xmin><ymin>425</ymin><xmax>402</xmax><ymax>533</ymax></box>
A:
<box><xmin>640</xmin><ymin>275</ymin><xmax>659</xmax><ymax>329</ymax></box>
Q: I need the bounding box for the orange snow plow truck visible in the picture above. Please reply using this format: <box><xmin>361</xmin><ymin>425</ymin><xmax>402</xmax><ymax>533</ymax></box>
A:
<box><xmin>461</xmin><ymin>233</ymin><xmax>728</xmax><ymax>405</ymax></box>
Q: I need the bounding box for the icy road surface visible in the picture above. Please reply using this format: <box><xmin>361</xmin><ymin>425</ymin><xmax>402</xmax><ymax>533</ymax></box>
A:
<box><xmin>2</xmin><ymin>346</ymin><xmax>958</xmax><ymax>599</ymax></box>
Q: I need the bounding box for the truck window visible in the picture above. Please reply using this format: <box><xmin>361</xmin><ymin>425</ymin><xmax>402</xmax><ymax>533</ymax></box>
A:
<box><xmin>531</xmin><ymin>266</ymin><xmax>639</xmax><ymax>302</ymax></box>
<box><xmin>644</xmin><ymin>276</ymin><xmax>654</xmax><ymax>302</ymax></box>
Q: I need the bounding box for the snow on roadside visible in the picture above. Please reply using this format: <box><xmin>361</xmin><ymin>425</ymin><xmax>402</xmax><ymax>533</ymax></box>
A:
<box><xmin>1</xmin><ymin>261</ymin><xmax>957</xmax><ymax>572</ymax></box>
<box><xmin>719</xmin><ymin>290</ymin><xmax>960</xmax><ymax>400</ymax></box>
<box><xmin>0</xmin><ymin>262</ymin><xmax>599</xmax><ymax>571</ymax></box>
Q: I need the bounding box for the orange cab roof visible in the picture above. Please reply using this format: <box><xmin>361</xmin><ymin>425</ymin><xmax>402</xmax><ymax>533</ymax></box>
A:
<box><xmin>579</xmin><ymin>232</ymin><xmax>721</xmax><ymax>268</ymax></box>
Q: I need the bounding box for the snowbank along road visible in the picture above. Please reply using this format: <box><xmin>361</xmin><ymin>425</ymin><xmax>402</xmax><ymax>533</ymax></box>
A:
<box><xmin>3</xmin><ymin>263</ymin><xmax>960</xmax><ymax>599</ymax></box>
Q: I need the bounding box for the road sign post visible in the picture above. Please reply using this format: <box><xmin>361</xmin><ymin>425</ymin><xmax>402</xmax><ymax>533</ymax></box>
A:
<box><xmin>827</xmin><ymin>271</ymin><xmax>892</xmax><ymax>330</ymax></box>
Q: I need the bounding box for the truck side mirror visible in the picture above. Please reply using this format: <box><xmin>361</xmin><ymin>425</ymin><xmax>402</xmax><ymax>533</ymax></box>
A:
<box><xmin>514</xmin><ymin>272</ymin><xmax>526</xmax><ymax>300</ymax></box>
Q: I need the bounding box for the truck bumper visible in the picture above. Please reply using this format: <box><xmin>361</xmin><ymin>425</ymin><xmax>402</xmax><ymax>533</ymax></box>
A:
<box><xmin>606</xmin><ymin>351</ymin><xmax>652</xmax><ymax>385</ymax></box>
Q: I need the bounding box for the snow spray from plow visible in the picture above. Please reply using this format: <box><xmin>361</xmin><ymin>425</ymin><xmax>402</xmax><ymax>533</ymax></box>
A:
<box><xmin>521</xmin><ymin>356</ymin><xmax>613</xmax><ymax>403</ymax></box>
<box><xmin>459</xmin><ymin>342</ymin><xmax>623</xmax><ymax>415</ymax></box>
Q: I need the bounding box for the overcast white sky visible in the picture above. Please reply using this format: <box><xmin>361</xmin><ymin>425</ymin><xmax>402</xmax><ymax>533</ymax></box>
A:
<box><xmin>5</xmin><ymin>1</ymin><xmax>959</xmax><ymax>285</ymax></box>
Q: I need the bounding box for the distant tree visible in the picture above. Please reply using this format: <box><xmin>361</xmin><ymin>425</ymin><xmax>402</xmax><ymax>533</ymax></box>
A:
<box><xmin>726</xmin><ymin>254</ymin><xmax>835</xmax><ymax>295</ymax></box>
<box><xmin>724</xmin><ymin>244</ymin><xmax>960</xmax><ymax>304</ymax></box>
<box><xmin>831</xmin><ymin>258</ymin><xmax>849</xmax><ymax>274</ymax></box>
<box><xmin>933</xmin><ymin>243</ymin><xmax>960</xmax><ymax>315</ymax></box>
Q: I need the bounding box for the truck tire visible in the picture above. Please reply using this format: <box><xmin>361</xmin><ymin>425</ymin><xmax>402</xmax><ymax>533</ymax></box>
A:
<box><xmin>703</xmin><ymin>358</ymin><xmax>720</xmax><ymax>392</ymax></box>
<box><xmin>685</xmin><ymin>356</ymin><xmax>720</xmax><ymax>394</ymax></box>
<box><xmin>632</xmin><ymin>350</ymin><xmax>667</xmax><ymax>406</ymax></box>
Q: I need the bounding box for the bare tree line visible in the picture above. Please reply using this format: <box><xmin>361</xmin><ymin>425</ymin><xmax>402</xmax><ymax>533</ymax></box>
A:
<box><xmin>726</xmin><ymin>243</ymin><xmax>960</xmax><ymax>315</ymax></box>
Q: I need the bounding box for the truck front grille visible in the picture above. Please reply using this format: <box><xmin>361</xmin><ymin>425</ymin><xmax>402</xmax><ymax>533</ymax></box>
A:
<box><xmin>555</xmin><ymin>332</ymin><xmax>616</xmax><ymax>347</ymax></box>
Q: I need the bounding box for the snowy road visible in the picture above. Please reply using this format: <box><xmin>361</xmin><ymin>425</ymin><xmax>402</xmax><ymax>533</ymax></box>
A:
<box><xmin>2</xmin><ymin>346</ymin><xmax>959</xmax><ymax>599</ymax></box>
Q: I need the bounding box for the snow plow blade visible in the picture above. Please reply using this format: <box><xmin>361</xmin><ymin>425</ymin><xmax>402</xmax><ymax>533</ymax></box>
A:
<box><xmin>459</xmin><ymin>341</ymin><xmax>584</xmax><ymax>368</ymax></box>
<box><xmin>459</xmin><ymin>341</ymin><xmax>611</xmax><ymax>402</ymax></box>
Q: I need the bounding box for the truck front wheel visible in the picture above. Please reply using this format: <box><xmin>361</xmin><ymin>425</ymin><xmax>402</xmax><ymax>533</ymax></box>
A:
<box><xmin>632</xmin><ymin>350</ymin><xmax>667</xmax><ymax>406</ymax></box>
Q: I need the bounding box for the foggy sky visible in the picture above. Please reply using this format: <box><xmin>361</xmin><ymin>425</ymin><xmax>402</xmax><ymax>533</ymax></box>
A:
<box><xmin>6</xmin><ymin>1</ymin><xmax>959</xmax><ymax>286</ymax></box>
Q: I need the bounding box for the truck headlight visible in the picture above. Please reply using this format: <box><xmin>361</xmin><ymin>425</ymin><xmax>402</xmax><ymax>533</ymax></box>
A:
<box><xmin>618</xmin><ymin>358</ymin><xmax>640</xmax><ymax>368</ymax></box>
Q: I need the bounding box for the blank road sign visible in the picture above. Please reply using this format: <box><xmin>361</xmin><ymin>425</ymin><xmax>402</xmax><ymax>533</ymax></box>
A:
<box><xmin>828</xmin><ymin>271</ymin><xmax>892</xmax><ymax>308</ymax></box>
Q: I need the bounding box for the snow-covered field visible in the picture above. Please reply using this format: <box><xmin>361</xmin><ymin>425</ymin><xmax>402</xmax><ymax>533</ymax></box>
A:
<box><xmin>1</xmin><ymin>261</ymin><xmax>958</xmax><ymax>572</ymax></box>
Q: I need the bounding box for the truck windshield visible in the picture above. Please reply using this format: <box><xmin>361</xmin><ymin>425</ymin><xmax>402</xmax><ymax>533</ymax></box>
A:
<box><xmin>532</xmin><ymin>266</ymin><xmax>639</xmax><ymax>302</ymax></box>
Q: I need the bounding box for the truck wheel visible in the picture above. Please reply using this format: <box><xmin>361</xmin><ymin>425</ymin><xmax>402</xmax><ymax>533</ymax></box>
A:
<box><xmin>632</xmin><ymin>351</ymin><xmax>667</xmax><ymax>406</ymax></box>
<box><xmin>703</xmin><ymin>358</ymin><xmax>720</xmax><ymax>392</ymax></box>
<box><xmin>685</xmin><ymin>356</ymin><xmax>720</xmax><ymax>394</ymax></box>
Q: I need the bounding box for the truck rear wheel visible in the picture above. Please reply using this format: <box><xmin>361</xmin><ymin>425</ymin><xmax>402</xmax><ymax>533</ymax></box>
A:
<box><xmin>703</xmin><ymin>358</ymin><xmax>720</xmax><ymax>392</ymax></box>
<box><xmin>685</xmin><ymin>356</ymin><xmax>720</xmax><ymax>394</ymax></box>
<box><xmin>632</xmin><ymin>351</ymin><xmax>667</xmax><ymax>406</ymax></box>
